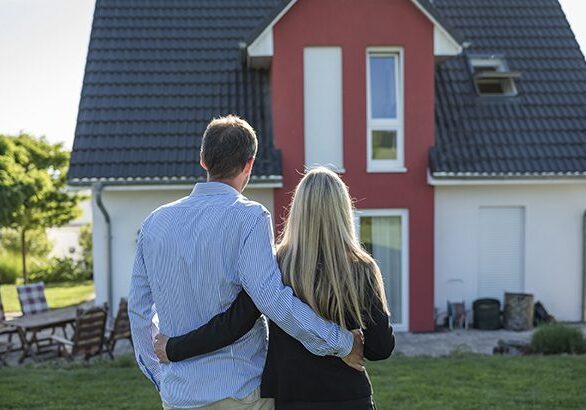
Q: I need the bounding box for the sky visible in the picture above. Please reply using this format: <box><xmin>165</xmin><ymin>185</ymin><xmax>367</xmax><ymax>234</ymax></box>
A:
<box><xmin>0</xmin><ymin>0</ymin><xmax>585</xmax><ymax>149</ymax></box>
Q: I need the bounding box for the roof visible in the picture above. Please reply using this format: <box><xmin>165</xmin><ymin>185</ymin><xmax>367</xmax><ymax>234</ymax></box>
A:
<box><xmin>68</xmin><ymin>0</ymin><xmax>283</xmax><ymax>185</ymax></box>
<box><xmin>70</xmin><ymin>0</ymin><xmax>586</xmax><ymax>184</ymax></box>
<box><xmin>430</xmin><ymin>0</ymin><xmax>586</xmax><ymax>178</ymax></box>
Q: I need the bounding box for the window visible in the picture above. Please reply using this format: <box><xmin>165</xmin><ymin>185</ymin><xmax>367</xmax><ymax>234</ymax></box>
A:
<box><xmin>366</xmin><ymin>48</ymin><xmax>404</xmax><ymax>172</ymax></box>
<box><xmin>469</xmin><ymin>56</ymin><xmax>520</xmax><ymax>97</ymax></box>
<box><xmin>356</xmin><ymin>209</ymin><xmax>409</xmax><ymax>331</ymax></box>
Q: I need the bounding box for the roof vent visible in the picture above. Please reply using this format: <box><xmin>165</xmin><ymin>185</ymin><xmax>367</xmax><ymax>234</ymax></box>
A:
<box><xmin>469</xmin><ymin>55</ymin><xmax>520</xmax><ymax>97</ymax></box>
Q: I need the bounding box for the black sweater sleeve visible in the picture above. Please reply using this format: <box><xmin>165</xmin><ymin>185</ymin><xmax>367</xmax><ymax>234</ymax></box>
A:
<box><xmin>166</xmin><ymin>290</ymin><xmax>261</xmax><ymax>362</ymax></box>
<box><xmin>363</xmin><ymin>293</ymin><xmax>395</xmax><ymax>361</ymax></box>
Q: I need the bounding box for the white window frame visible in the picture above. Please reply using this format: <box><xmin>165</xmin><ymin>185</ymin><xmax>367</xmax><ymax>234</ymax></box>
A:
<box><xmin>366</xmin><ymin>47</ymin><xmax>405</xmax><ymax>173</ymax></box>
<box><xmin>354</xmin><ymin>208</ymin><xmax>410</xmax><ymax>331</ymax></box>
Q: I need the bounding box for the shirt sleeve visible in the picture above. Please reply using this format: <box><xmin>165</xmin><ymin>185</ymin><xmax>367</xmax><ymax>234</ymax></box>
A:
<box><xmin>237</xmin><ymin>211</ymin><xmax>353</xmax><ymax>357</ymax></box>
<box><xmin>166</xmin><ymin>290</ymin><xmax>261</xmax><ymax>362</ymax></box>
<box><xmin>128</xmin><ymin>227</ymin><xmax>161</xmax><ymax>391</ymax></box>
<box><xmin>363</xmin><ymin>289</ymin><xmax>395</xmax><ymax>361</ymax></box>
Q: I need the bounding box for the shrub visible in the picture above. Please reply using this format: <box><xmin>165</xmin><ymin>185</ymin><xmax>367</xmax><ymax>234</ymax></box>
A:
<box><xmin>0</xmin><ymin>251</ymin><xmax>20</xmax><ymax>284</ymax></box>
<box><xmin>29</xmin><ymin>257</ymin><xmax>92</xmax><ymax>284</ymax></box>
<box><xmin>79</xmin><ymin>224</ymin><xmax>93</xmax><ymax>279</ymax></box>
<box><xmin>531</xmin><ymin>323</ymin><xmax>585</xmax><ymax>355</ymax></box>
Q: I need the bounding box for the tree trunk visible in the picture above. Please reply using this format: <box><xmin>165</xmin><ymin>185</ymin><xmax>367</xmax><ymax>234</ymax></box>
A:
<box><xmin>21</xmin><ymin>228</ymin><xmax>28</xmax><ymax>284</ymax></box>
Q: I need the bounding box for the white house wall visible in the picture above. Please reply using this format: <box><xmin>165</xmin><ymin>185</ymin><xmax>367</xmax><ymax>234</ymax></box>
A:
<box><xmin>92</xmin><ymin>187</ymin><xmax>274</xmax><ymax>312</ymax></box>
<box><xmin>435</xmin><ymin>183</ymin><xmax>586</xmax><ymax>322</ymax></box>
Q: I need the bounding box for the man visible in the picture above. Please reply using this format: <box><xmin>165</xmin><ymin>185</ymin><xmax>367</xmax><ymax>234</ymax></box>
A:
<box><xmin>128</xmin><ymin>115</ymin><xmax>364</xmax><ymax>409</ymax></box>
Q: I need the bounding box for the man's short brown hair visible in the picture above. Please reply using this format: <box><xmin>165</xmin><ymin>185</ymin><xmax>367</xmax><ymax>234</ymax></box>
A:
<box><xmin>200</xmin><ymin>115</ymin><xmax>258</xmax><ymax>180</ymax></box>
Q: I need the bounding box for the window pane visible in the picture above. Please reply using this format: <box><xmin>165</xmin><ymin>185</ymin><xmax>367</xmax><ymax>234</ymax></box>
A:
<box><xmin>477</xmin><ymin>81</ymin><xmax>505</xmax><ymax>94</ymax></box>
<box><xmin>360</xmin><ymin>216</ymin><xmax>403</xmax><ymax>325</ymax></box>
<box><xmin>370</xmin><ymin>55</ymin><xmax>397</xmax><ymax>118</ymax></box>
<box><xmin>372</xmin><ymin>130</ymin><xmax>397</xmax><ymax>160</ymax></box>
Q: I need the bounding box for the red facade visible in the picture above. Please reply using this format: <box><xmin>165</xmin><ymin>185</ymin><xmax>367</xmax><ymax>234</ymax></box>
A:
<box><xmin>270</xmin><ymin>0</ymin><xmax>436</xmax><ymax>331</ymax></box>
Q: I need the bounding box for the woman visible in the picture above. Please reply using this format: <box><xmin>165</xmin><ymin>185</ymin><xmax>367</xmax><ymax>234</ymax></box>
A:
<box><xmin>155</xmin><ymin>167</ymin><xmax>395</xmax><ymax>409</ymax></box>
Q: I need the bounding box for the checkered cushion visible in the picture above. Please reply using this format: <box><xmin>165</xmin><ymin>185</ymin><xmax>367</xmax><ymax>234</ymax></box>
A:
<box><xmin>17</xmin><ymin>282</ymin><xmax>49</xmax><ymax>315</ymax></box>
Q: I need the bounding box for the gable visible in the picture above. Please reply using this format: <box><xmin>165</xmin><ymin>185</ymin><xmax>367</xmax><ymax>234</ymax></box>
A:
<box><xmin>246</xmin><ymin>0</ymin><xmax>462</xmax><ymax>67</ymax></box>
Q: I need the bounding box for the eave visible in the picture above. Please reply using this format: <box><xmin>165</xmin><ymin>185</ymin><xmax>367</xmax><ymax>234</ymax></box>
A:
<box><xmin>67</xmin><ymin>175</ymin><xmax>283</xmax><ymax>189</ymax></box>
<box><xmin>428</xmin><ymin>171</ymin><xmax>586</xmax><ymax>186</ymax></box>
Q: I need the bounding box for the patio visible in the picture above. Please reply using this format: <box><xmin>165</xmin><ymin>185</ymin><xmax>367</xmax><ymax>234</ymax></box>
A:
<box><xmin>395</xmin><ymin>325</ymin><xmax>586</xmax><ymax>356</ymax></box>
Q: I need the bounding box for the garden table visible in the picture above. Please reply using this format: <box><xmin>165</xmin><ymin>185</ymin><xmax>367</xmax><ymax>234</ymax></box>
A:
<box><xmin>2</xmin><ymin>306</ymin><xmax>80</xmax><ymax>363</ymax></box>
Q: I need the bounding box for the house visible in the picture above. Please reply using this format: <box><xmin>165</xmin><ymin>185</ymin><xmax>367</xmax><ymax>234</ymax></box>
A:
<box><xmin>69</xmin><ymin>0</ymin><xmax>586</xmax><ymax>331</ymax></box>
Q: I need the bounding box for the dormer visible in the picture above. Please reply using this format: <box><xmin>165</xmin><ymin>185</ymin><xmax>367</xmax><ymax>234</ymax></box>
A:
<box><xmin>469</xmin><ymin>55</ymin><xmax>521</xmax><ymax>97</ymax></box>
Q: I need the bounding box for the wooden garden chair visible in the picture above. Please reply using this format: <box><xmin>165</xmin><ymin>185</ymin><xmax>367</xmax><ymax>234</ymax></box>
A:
<box><xmin>16</xmin><ymin>281</ymin><xmax>61</xmax><ymax>352</ymax></box>
<box><xmin>105</xmin><ymin>298</ymin><xmax>133</xmax><ymax>359</ymax></box>
<box><xmin>50</xmin><ymin>304</ymin><xmax>108</xmax><ymax>361</ymax></box>
<box><xmin>447</xmin><ymin>301</ymin><xmax>468</xmax><ymax>330</ymax></box>
<box><xmin>0</xmin><ymin>291</ymin><xmax>18</xmax><ymax>365</ymax></box>
<box><xmin>17</xmin><ymin>282</ymin><xmax>49</xmax><ymax>316</ymax></box>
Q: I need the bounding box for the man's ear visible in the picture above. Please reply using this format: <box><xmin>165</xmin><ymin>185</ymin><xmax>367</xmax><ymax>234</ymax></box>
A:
<box><xmin>244</xmin><ymin>158</ymin><xmax>254</xmax><ymax>174</ymax></box>
<box><xmin>200</xmin><ymin>157</ymin><xmax>208</xmax><ymax>171</ymax></box>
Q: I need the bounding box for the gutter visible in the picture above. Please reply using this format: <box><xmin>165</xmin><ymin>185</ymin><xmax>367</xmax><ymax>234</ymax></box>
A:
<box><xmin>428</xmin><ymin>171</ymin><xmax>586</xmax><ymax>186</ymax></box>
<box><xmin>583</xmin><ymin>209</ymin><xmax>586</xmax><ymax>322</ymax></box>
<box><xmin>94</xmin><ymin>182</ymin><xmax>113</xmax><ymax>318</ymax></box>
<box><xmin>69</xmin><ymin>175</ymin><xmax>283</xmax><ymax>189</ymax></box>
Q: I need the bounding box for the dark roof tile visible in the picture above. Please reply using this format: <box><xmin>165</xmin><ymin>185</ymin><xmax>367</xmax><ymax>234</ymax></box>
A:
<box><xmin>431</xmin><ymin>0</ymin><xmax>586</xmax><ymax>176</ymax></box>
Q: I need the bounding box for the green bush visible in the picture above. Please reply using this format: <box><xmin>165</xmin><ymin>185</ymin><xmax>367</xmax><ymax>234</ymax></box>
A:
<box><xmin>531</xmin><ymin>323</ymin><xmax>585</xmax><ymax>355</ymax></box>
<box><xmin>29</xmin><ymin>257</ymin><xmax>91</xmax><ymax>284</ymax></box>
<box><xmin>0</xmin><ymin>251</ymin><xmax>20</xmax><ymax>284</ymax></box>
<box><xmin>79</xmin><ymin>224</ymin><xmax>93</xmax><ymax>279</ymax></box>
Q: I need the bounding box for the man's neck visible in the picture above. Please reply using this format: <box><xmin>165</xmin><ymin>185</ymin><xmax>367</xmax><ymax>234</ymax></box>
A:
<box><xmin>207</xmin><ymin>178</ymin><xmax>242</xmax><ymax>193</ymax></box>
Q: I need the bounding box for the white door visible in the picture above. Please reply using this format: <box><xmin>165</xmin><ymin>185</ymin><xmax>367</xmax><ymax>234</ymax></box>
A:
<box><xmin>478</xmin><ymin>206</ymin><xmax>525</xmax><ymax>301</ymax></box>
<box><xmin>356</xmin><ymin>209</ymin><xmax>409</xmax><ymax>331</ymax></box>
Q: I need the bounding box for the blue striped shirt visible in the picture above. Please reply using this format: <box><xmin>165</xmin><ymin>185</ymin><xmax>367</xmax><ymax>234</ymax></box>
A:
<box><xmin>128</xmin><ymin>182</ymin><xmax>353</xmax><ymax>408</ymax></box>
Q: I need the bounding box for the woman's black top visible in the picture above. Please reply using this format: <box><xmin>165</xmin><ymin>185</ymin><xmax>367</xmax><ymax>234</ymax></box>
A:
<box><xmin>166</xmin><ymin>287</ymin><xmax>394</xmax><ymax>405</ymax></box>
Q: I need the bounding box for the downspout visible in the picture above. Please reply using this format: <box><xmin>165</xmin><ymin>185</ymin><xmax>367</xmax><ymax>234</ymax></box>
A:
<box><xmin>583</xmin><ymin>209</ymin><xmax>586</xmax><ymax>322</ymax></box>
<box><xmin>94</xmin><ymin>182</ymin><xmax>113</xmax><ymax>318</ymax></box>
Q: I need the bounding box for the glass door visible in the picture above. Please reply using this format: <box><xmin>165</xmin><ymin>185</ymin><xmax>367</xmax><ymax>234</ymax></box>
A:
<box><xmin>357</xmin><ymin>209</ymin><xmax>409</xmax><ymax>331</ymax></box>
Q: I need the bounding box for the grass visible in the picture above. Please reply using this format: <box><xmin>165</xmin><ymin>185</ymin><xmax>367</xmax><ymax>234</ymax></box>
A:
<box><xmin>0</xmin><ymin>354</ymin><xmax>585</xmax><ymax>409</ymax></box>
<box><xmin>0</xmin><ymin>281</ymin><xmax>95</xmax><ymax>313</ymax></box>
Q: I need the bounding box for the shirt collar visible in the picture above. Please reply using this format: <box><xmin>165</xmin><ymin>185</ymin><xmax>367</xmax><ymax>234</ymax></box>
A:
<box><xmin>190</xmin><ymin>181</ymin><xmax>241</xmax><ymax>197</ymax></box>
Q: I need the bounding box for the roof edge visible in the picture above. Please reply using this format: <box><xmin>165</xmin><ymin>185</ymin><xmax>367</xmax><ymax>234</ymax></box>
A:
<box><xmin>429</xmin><ymin>171</ymin><xmax>586</xmax><ymax>185</ymax></box>
<box><xmin>68</xmin><ymin>175</ymin><xmax>283</xmax><ymax>188</ymax></box>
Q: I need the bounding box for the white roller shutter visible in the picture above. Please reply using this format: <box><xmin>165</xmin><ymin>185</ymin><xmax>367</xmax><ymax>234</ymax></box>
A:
<box><xmin>303</xmin><ymin>47</ymin><xmax>343</xmax><ymax>171</ymax></box>
<box><xmin>478</xmin><ymin>206</ymin><xmax>525</xmax><ymax>301</ymax></box>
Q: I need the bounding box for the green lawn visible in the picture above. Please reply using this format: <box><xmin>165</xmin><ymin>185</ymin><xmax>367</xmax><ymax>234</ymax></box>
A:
<box><xmin>1</xmin><ymin>354</ymin><xmax>585</xmax><ymax>409</ymax></box>
<box><xmin>0</xmin><ymin>281</ymin><xmax>95</xmax><ymax>313</ymax></box>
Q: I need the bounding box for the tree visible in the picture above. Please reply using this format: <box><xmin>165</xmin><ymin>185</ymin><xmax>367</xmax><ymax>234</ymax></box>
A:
<box><xmin>1</xmin><ymin>227</ymin><xmax>53</xmax><ymax>260</ymax></box>
<box><xmin>0</xmin><ymin>134</ymin><xmax>84</xmax><ymax>283</ymax></box>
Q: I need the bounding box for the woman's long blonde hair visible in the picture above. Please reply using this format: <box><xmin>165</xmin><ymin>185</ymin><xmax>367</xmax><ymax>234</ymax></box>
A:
<box><xmin>277</xmin><ymin>167</ymin><xmax>389</xmax><ymax>329</ymax></box>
